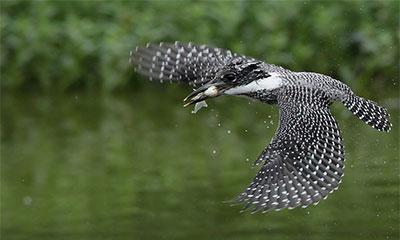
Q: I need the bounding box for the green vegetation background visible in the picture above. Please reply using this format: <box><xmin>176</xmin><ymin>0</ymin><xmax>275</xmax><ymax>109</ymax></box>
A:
<box><xmin>2</xmin><ymin>1</ymin><xmax>399</xmax><ymax>100</ymax></box>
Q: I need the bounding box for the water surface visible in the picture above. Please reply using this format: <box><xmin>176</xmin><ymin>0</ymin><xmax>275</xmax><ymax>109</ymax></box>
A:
<box><xmin>2</xmin><ymin>85</ymin><xmax>399</xmax><ymax>240</ymax></box>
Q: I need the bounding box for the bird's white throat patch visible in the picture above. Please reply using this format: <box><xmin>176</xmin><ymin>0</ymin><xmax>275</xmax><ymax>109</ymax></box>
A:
<box><xmin>224</xmin><ymin>72</ymin><xmax>282</xmax><ymax>95</ymax></box>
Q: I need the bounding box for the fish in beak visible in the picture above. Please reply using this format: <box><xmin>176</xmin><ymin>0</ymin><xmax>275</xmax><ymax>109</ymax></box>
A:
<box><xmin>183</xmin><ymin>81</ymin><xmax>228</xmax><ymax>107</ymax></box>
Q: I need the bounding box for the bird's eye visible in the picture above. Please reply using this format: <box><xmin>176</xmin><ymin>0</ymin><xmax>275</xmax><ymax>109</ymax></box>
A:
<box><xmin>224</xmin><ymin>73</ymin><xmax>236</xmax><ymax>81</ymax></box>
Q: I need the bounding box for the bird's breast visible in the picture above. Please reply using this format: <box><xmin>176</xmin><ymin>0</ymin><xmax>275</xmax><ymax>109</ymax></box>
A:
<box><xmin>224</xmin><ymin>73</ymin><xmax>283</xmax><ymax>95</ymax></box>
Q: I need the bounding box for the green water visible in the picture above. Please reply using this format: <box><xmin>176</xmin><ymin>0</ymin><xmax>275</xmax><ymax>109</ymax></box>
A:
<box><xmin>2</xmin><ymin>85</ymin><xmax>399</xmax><ymax>240</ymax></box>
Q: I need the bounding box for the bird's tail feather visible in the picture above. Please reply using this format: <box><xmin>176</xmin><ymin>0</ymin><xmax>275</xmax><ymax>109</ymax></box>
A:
<box><xmin>343</xmin><ymin>94</ymin><xmax>391</xmax><ymax>132</ymax></box>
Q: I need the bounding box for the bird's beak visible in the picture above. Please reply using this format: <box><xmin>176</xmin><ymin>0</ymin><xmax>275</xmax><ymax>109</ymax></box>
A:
<box><xmin>183</xmin><ymin>81</ymin><xmax>228</xmax><ymax>107</ymax></box>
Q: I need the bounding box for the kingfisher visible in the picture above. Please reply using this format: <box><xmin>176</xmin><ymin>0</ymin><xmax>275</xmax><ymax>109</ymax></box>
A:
<box><xmin>130</xmin><ymin>42</ymin><xmax>391</xmax><ymax>213</ymax></box>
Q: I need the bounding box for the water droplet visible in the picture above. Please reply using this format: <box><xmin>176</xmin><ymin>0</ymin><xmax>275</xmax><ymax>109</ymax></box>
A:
<box><xmin>244</xmin><ymin>129</ymin><xmax>248</xmax><ymax>133</ymax></box>
<box><xmin>23</xmin><ymin>196</ymin><xmax>33</xmax><ymax>206</ymax></box>
<box><xmin>212</xmin><ymin>150</ymin><xmax>217</xmax><ymax>154</ymax></box>
<box><xmin>245</xmin><ymin>158</ymin><xmax>249</xmax><ymax>162</ymax></box>
<box><xmin>217</xmin><ymin>123</ymin><xmax>221</xmax><ymax>127</ymax></box>
<box><xmin>191</xmin><ymin>101</ymin><xmax>208</xmax><ymax>114</ymax></box>
<box><xmin>227</xmin><ymin>130</ymin><xmax>231</xmax><ymax>134</ymax></box>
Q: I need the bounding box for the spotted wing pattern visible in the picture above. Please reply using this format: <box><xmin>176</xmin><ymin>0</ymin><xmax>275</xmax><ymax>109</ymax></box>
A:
<box><xmin>235</xmin><ymin>85</ymin><xmax>345</xmax><ymax>212</ymax></box>
<box><xmin>343</xmin><ymin>95</ymin><xmax>391</xmax><ymax>132</ymax></box>
<box><xmin>130</xmin><ymin>42</ymin><xmax>244</xmax><ymax>86</ymax></box>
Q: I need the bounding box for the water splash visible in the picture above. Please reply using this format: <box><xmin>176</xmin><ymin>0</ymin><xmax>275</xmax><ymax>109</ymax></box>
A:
<box><xmin>191</xmin><ymin>101</ymin><xmax>208</xmax><ymax>114</ymax></box>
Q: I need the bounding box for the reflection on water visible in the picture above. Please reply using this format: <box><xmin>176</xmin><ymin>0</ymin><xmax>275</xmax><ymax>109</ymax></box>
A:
<box><xmin>2</xmin><ymin>85</ymin><xmax>399</xmax><ymax>240</ymax></box>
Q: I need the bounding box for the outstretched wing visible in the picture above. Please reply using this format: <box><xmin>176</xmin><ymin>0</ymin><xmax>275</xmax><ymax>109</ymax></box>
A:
<box><xmin>130</xmin><ymin>42</ymin><xmax>245</xmax><ymax>86</ymax></box>
<box><xmin>234</xmin><ymin>85</ymin><xmax>345</xmax><ymax>212</ymax></box>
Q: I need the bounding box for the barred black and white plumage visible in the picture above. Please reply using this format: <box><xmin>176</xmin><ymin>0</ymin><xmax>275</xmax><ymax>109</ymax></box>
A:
<box><xmin>130</xmin><ymin>42</ymin><xmax>392</xmax><ymax>212</ymax></box>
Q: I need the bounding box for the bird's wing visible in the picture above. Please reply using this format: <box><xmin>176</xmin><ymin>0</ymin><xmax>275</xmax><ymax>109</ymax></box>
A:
<box><xmin>234</xmin><ymin>85</ymin><xmax>345</xmax><ymax>212</ymax></box>
<box><xmin>131</xmin><ymin>42</ymin><xmax>243</xmax><ymax>86</ymax></box>
<box><xmin>130</xmin><ymin>42</ymin><xmax>290</xmax><ymax>86</ymax></box>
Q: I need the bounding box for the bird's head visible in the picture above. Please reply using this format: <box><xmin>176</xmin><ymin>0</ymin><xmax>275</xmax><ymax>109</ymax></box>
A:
<box><xmin>183</xmin><ymin>59</ymin><xmax>275</xmax><ymax>106</ymax></box>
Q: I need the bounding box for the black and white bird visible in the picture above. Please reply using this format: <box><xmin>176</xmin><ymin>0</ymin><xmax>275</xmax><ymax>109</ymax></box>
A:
<box><xmin>130</xmin><ymin>42</ymin><xmax>391</xmax><ymax>213</ymax></box>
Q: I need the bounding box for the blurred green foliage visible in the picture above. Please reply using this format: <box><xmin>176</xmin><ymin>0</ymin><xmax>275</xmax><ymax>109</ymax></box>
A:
<box><xmin>1</xmin><ymin>1</ymin><xmax>399</xmax><ymax>98</ymax></box>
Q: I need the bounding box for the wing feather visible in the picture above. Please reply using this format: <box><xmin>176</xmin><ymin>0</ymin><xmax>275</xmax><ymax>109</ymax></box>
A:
<box><xmin>131</xmin><ymin>42</ymin><xmax>240</xmax><ymax>86</ymax></box>
<box><xmin>131</xmin><ymin>42</ymin><xmax>291</xmax><ymax>86</ymax></box>
<box><xmin>236</xmin><ymin>85</ymin><xmax>345</xmax><ymax>212</ymax></box>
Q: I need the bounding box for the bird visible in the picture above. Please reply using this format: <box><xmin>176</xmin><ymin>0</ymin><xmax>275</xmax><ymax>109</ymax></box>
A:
<box><xmin>130</xmin><ymin>42</ymin><xmax>391</xmax><ymax>213</ymax></box>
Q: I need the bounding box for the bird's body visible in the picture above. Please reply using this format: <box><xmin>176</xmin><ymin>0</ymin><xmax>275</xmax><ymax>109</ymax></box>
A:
<box><xmin>131</xmin><ymin>42</ymin><xmax>391</xmax><ymax>212</ymax></box>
